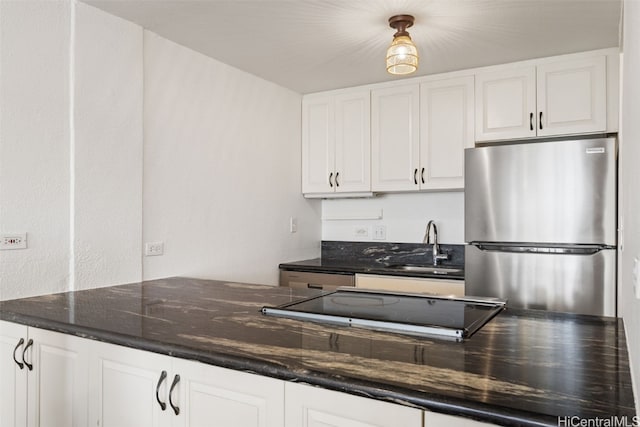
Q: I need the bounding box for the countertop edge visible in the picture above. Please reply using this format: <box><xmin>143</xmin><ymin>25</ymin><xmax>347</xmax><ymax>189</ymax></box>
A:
<box><xmin>278</xmin><ymin>260</ymin><xmax>465</xmax><ymax>281</ymax></box>
<box><xmin>1</xmin><ymin>309</ymin><xmax>556</xmax><ymax>427</ymax></box>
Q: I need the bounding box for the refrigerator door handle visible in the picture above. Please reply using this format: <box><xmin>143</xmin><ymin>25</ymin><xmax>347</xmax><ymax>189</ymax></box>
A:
<box><xmin>471</xmin><ymin>243</ymin><xmax>611</xmax><ymax>255</ymax></box>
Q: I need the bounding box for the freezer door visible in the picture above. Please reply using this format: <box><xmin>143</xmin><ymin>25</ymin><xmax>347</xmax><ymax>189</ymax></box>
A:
<box><xmin>465</xmin><ymin>245</ymin><xmax>616</xmax><ymax>316</ymax></box>
<box><xmin>465</xmin><ymin>138</ymin><xmax>616</xmax><ymax>245</ymax></box>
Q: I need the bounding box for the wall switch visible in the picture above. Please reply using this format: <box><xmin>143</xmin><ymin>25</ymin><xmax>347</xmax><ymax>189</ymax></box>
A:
<box><xmin>0</xmin><ymin>233</ymin><xmax>27</xmax><ymax>250</ymax></box>
<box><xmin>353</xmin><ymin>226</ymin><xmax>369</xmax><ymax>238</ymax></box>
<box><xmin>634</xmin><ymin>258</ymin><xmax>640</xmax><ymax>300</ymax></box>
<box><xmin>289</xmin><ymin>217</ymin><xmax>298</xmax><ymax>233</ymax></box>
<box><xmin>373</xmin><ymin>225</ymin><xmax>386</xmax><ymax>240</ymax></box>
<box><xmin>145</xmin><ymin>242</ymin><xmax>164</xmax><ymax>256</ymax></box>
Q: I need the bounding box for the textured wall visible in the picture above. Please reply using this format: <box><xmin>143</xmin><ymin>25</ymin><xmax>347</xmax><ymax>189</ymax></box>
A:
<box><xmin>620</xmin><ymin>0</ymin><xmax>640</xmax><ymax>414</ymax></box>
<box><xmin>73</xmin><ymin>2</ymin><xmax>143</xmax><ymax>290</ymax></box>
<box><xmin>142</xmin><ymin>32</ymin><xmax>321</xmax><ymax>284</ymax></box>
<box><xmin>0</xmin><ymin>2</ymin><xmax>144</xmax><ymax>299</ymax></box>
<box><xmin>322</xmin><ymin>192</ymin><xmax>464</xmax><ymax>244</ymax></box>
<box><xmin>0</xmin><ymin>1</ymin><xmax>71</xmax><ymax>300</ymax></box>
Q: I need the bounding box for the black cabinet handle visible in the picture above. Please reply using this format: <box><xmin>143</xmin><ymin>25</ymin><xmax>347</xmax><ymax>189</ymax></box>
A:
<box><xmin>156</xmin><ymin>370</ymin><xmax>167</xmax><ymax>411</ymax></box>
<box><xmin>529</xmin><ymin>112</ymin><xmax>534</xmax><ymax>131</ymax></box>
<box><xmin>13</xmin><ymin>338</ymin><xmax>25</xmax><ymax>370</ymax></box>
<box><xmin>421</xmin><ymin>167</ymin><xmax>425</xmax><ymax>184</ymax></box>
<box><xmin>307</xmin><ymin>284</ymin><xmax>323</xmax><ymax>290</ymax></box>
<box><xmin>335</xmin><ymin>172</ymin><xmax>340</xmax><ymax>187</ymax></box>
<box><xmin>539</xmin><ymin>111</ymin><xmax>543</xmax><ymax>130</ymax></box>
<box><xmin>413</xmin><ymin>168</ymin><xmax>418</xmax><ymax>185</ymax></box>
<box><xmin>328</xmin><ymin>172</ymin><xmax>333</xmax><ymax>188</ymax></box>
<box><xmin>169</xmin><ymin>374</ymin><xmax>180</xmax><ymax>415</ymax></box>
<box><xmin>23</xmin><ymin>339</ymin><xmax>33</xmax><ymax>371</ymax></box>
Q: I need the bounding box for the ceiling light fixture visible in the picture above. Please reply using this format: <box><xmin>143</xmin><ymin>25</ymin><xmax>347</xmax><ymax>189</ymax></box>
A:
<box><xmin>386</xmin><ymin>14</ymin><xmax>418</xmax><ymax>75</ymax></box>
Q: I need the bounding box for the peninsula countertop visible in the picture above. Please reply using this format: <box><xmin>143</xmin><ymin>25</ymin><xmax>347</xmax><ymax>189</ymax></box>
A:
<box><xmin>0</xmin><ymin>277</ymin><xmax>635</xmax><ymax>426</ymax></box>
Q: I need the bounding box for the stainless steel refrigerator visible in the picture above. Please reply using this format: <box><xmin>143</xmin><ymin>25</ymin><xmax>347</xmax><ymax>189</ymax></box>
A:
<box><xmin>464</xmin><ymin>137</ymin><xmax>617</xmax><ymax>316</ymax></box>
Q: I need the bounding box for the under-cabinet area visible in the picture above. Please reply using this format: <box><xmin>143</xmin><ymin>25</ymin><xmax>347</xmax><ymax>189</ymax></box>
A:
<box><xmin>301</xmin><ymin>48</ymin><xmax>618</xmax><ymax>197</ymax></box>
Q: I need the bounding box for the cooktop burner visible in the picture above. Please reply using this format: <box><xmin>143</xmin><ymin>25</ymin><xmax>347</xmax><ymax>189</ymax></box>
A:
<box><xmin>262</xmin><ymin>288</ymin><xmax>506</xmax><ymax>340</ymax></box>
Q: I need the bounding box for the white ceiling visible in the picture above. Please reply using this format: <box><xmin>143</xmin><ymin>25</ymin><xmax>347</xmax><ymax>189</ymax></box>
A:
<box><xmin>83</xmin><ymin>0</ymin><xmax>622</xmax><ymax>94</ymax></box>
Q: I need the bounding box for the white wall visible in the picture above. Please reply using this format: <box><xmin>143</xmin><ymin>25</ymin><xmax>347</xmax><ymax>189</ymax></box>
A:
<box><xmin>142</xmin><ymin>32</ymin><xmax>320</xmax><ymax>285</ymax></box>
<box><xmin>322</xmin><ymin>192</ymin><xmax>464</xmax><ymax>244</ymax></box>
<box><xmin>0</xmin><ymin>1</ymin><xmax>144</xmax><ymax>300</ymax></box>
<box><xmin>619</xmin><ymin>0</ymin><xmax>640</xmax><ymax>414</ymax></box>
<box><xmin>0</xmin><ymin>0</ymin><xmax>71</xmax><ymax>300</ymax></box>
<box><xmin>73</xmin><ymin>2</ymin><xmax>143</xmax><ymax>290</ymax></box>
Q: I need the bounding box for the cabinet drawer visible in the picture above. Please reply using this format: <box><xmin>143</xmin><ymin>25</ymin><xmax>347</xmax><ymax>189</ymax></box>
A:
<box><xmin>280</xmin><ymin>270</ymin><xmax>354</xmax><ymax>291</ymax></box>
<box><xmin>355</xmin><ymin>274</ymin><xmax>464</xmax><ymax>296</ymax></box>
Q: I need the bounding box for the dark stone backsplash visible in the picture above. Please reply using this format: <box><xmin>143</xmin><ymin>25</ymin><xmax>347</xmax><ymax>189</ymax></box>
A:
<box><xmin>321</xmin><ymin>241</ymin><xmax>464</xmax><ymax>267</ymax></box>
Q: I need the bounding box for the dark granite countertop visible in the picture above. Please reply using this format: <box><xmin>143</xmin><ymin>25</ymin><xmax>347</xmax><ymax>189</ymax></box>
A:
<box><xmin>0</xmin><ymin>277</ymin><xmax>635</xmax><ymax>426</ymax></box>
<box><xmin>279</xmin><ymin>258</ymin><xmax>465</xmax><ymax>280</ymax></box>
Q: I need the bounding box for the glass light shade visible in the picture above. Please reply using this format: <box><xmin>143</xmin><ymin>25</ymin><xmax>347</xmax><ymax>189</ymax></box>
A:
<box><xmin>386</xmin><ymin>35</ymin><xmax>418</xmax><ymax>75</ymax></box>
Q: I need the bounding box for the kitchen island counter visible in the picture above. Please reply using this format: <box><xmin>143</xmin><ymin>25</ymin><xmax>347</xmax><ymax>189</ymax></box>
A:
<box><xmin>0</xmin><ymin>277</ymin><xmax>635</xmax><ymax>426</ymax></box>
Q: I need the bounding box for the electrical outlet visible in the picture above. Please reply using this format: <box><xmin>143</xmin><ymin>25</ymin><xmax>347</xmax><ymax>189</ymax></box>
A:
<box><xmin>0</xmin><ymin>233</ymin><xmax>27</xmax><ymax>250</ymax></box>
<box><xmin>145</xmin><ymin>242</ymin><xmax>164</xmax><ymax>256</ymax></box>
<box><xmin>289</xmin><ymin>217</ymin><xmax>298</xmax><ymax>233</ymax></box>
<box><xmin>373</xmin><ymin>225</ymin><xmax>386</xmax><ymax>240</ymax></box>
<box><xmin>353</xmin><ymin>226</ymin><xmax>369</xmax><ymax>238</ymax></box>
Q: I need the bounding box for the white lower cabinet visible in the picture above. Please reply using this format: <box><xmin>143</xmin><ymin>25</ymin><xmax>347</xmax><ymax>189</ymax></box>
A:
<box><xmin>89</xmin><ymin>340</ymin><xmax>284</xmax><ymax>427</ymax></box>
<box><xmin>173</xmin><ymin>357</ymin><xmax>284</xmax><ymax>427</ymax></box>
<box><xmin>285</xmin><ymin>382</ymin><xmax>423</xmax><ymax>427</ymax></box>
<box><xmin>424</xmin><ymin>411</ymin><xmax>498</xmax><ymax>426</ymax></box>
<box><xmin>0</xmin><ymin>320</ymin><xmax>28</xmax><ymax>427</ymax></box>
<box><xmin>0</xmin><ymin>321</ymin><xmax>90</xmax><ymax>427</ymax></box>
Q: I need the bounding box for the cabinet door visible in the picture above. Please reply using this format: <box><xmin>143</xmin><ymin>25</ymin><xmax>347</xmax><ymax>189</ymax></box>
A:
<box><xmin>475</xmin><ymin>67</ymin><xmax>536</xmax><ymax>141</ymax></box>
<box><xmin>285</xmin><ymin>382</ymin><xmax>422</xmax><ymax>427</ymax></box>
<box><xmin>173</xmin><ymin>358</ymin><xmax>284</xmax><ymax>427</ymax></box>
<box><xmin>355</xmin><ymin>274</ymin><xmax>464</xmax><ymax>297</ymax></box>
<box><xmin>424</xmin><ymin>411</ymin><xmax>498</xmax><ymax>426</ymax></box>
<box><xmin>334</xmin><ymin>90</ymin><xmax>371</xmax><ymax>193</ymax></box>
<box><xmin>372</xmin><ymin>84</ymin><xmax>420</xmax><ymax>191</ymax></box>
<box><xmin>89</xmin><ymin>341</ymin><xmax>171</xmax><ymax>427</ymax></box>
<box><xmin>420</xmin><ymin>76</ymin><xmax>474</xmax><ymax>190</ymax></box>
<box><xmin>0</xmin><ymin>321</ymin><xmax>28</xmax><ymax>427</ymax></box>
<box><xmin>27</xmin><ymin>327</ymin><xmax>89</xmax><ymax>427</ymax></box>
<box><xmin>302</xmin><ymin>95</ymin><xmax>335</xmax><ymax>194</ymax></box>
<box><xmin>536</xmin><ymin>56</ymin><xmax>606</xmax><ymax>136</ymax></box>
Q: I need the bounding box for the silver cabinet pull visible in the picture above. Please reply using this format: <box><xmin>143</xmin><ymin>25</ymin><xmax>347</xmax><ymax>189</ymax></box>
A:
<box><xmin>13</xmin><ymin>338</ymin><xmax>25</xmax><ymax>369</ymax></box>
<box><xmin>169</xmin><ymin>374</ymin><xmax>180</xmax><ymax>415</ymax></box>
<box><xmin>156</xmin><ymin>371</ymin><xmax>167</xmax><ymax>411</ymax></box>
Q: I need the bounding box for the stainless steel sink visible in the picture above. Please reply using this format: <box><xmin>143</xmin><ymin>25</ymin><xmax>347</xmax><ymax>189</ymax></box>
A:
<box><xmin>385</xmin><ymin>265</ymin><xmax>463</xmax><ymax>275</ymax></box>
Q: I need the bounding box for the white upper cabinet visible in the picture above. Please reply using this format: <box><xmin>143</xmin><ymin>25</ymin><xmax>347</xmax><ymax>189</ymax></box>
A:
<box><xmin>302</xmin><ymin>90</ymin><xmax>370</xmax><ymax>195</ymax></box>
<box><xmin>420</xmin><ymin>76</ymin><xmax>474</xmax><ymax>190</ymax></box>
<box><xmin>475</xmin><ymin>55</ymin><xmax>607</xmax><ymax>141</ymax></box>
<box><xmin>475</xmin><ymin>67</ymin><xmax>537</xmax><ymax>141</ymax></box>
<box><xmin>536</xmin><ymin>56</ymin><xmax>606</xmax><ymax>136</ymax></box>
<box><xmin>371</xmin><ymin>84</ymin><xmax>420</xmax><ymax>192</ymax></box>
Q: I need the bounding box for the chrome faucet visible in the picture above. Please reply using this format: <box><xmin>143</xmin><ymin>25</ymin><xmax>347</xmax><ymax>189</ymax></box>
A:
<box><xmin>423</xmin><ymin>220</ymin><xmax>449</xmax><ymax>266</ymax></box>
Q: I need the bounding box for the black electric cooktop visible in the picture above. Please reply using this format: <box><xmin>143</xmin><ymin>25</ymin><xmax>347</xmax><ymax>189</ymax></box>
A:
<box><xmin>262</xmin><ymin>288</ymin><xmax>506</xmax><ymax>340</ymax></box>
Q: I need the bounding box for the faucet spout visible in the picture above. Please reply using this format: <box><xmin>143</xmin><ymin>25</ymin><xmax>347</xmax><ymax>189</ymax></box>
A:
<box><xmin>423</xmin><ymin>220</ymin><xmax>448</xmax><ymax>266</ymax></box>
